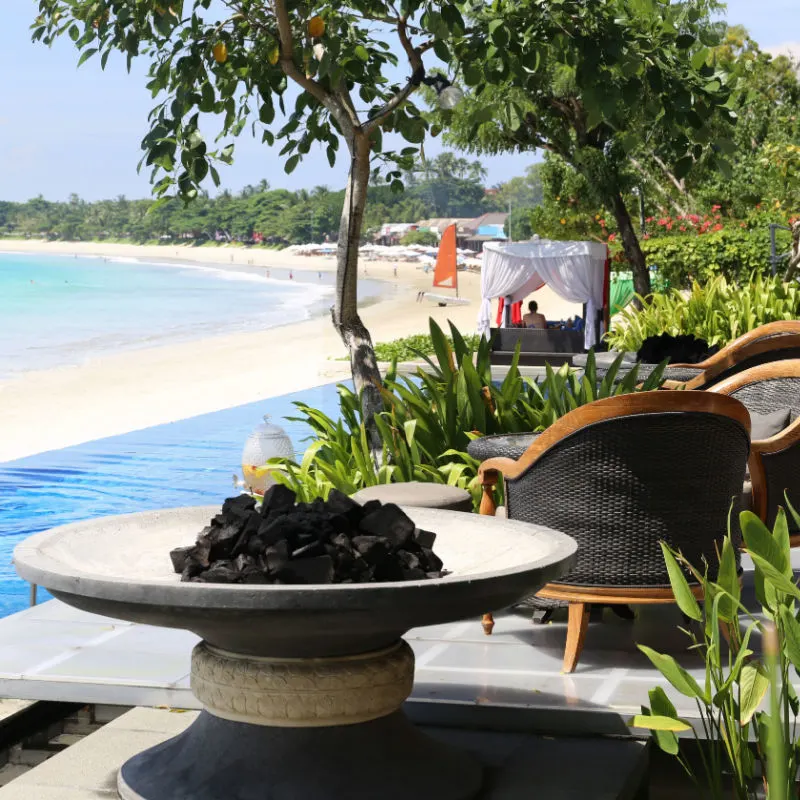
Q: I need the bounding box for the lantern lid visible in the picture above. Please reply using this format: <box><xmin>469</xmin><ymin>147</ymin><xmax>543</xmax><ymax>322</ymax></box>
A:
<box><xmin>253</xmin><ymin>415</ymin><xmax>289</xmax><ymax>439</ymax></box>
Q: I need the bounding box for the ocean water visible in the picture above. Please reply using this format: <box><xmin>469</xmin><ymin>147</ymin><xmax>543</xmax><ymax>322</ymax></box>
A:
<box><xmin>0</xmin><ymin>252</ymin><xmax>380</xmax><ymax>378</ymax></box>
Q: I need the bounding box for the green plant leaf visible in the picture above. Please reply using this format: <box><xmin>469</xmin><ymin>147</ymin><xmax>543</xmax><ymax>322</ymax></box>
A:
<box><xmin>749</xmin><ymin>553</ymin><xmax>800</xmax><ymax>602</ymax></box>
<box><xmin>741</xmin><ymin>511</ymin><xmax>790</xmax><ymax>578</ymax></box>
<box><xmin>630</xmin><ymin>714</ymin><xmax>691</xmax><ymax>732</ymax></box>
<box><xmin>638</xmin><ymin>645</ymin><xmax>708</xmax><ymax>700</ymax></box>
<box><xmin>739</xmin><ymin>662</ymin><xmax>769</xmax><ymax>726</ymax></box>
<box><xmin>716</xmin><ymin>535</ymin><xmax>740</xmax><ymax>622</ymax></box>
<box><xmin>660</xmin><ymin>542</ymin><xmax>702</xmax><ymax>621</ymax></box>
<box><xmin>778</xmin><ymin>605</ymin><xmax>800</xmax><ymax>674</ymax></box>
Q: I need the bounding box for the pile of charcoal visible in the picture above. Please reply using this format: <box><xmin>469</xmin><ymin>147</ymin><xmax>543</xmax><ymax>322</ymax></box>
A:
<box><xmin>170</xmin><ymin>485</ymin><xmax>448</xmax><ymax>585</ymax></box>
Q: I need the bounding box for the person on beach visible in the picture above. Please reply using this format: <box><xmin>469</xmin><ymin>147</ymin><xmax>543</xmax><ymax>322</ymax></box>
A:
<box><xmin>289</xmin><ymin>271</ymin><xmax>293</xmax><ymax>280</ymax></box>
<box><xmin>393</xmin><ymin>266</ymin><xmax>398</xmax><ymax>277</ymax></box>
<box><xmin>523</xmin><ymin>300</ymin><xmax>547</xmax><ymax>329</ymax></box>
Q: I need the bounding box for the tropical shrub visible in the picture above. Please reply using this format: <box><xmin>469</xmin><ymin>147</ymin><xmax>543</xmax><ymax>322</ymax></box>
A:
<box><xmin>263</xmin><ymin>320</ymin><xmax>666</xmax><ymax>505</ymax></box>
<box><xmin>634</xmin><ymin>501</ymin><xmax>800</xmax><ymax>800</ymax></box>
<box><xmin>606</xmin><ymin>274</ymin><xmax>800</xmax><ymax>352</ymax></box>
<box><xmin>641</xmin><ymin>225</ymin><xmax>779</xmax><ymax>288</ymax></box>
<box><xmin>399</xmin><ymin>230</ymin><xmax>439</xmax><ymax>247</ymax></box>
<box><xmin>372</xmin><ymin>332</ymin><xmax>481</xmax><ymax>363</ymax></box>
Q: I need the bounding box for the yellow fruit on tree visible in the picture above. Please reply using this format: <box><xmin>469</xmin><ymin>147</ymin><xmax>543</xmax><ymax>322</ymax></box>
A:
<box><xmin>213</xmin><ymin>42</ymin><xmax>228</xmax><ymax>63</ymax></box>
<box><xmin>308</xmin><ymin>15</ymin><xmax>325</xmax><ymax>38</ymax></box>
<box><xmin>268</xmin><ymin>45</ymin><xmax>280</xmax><ymax>65</ymax></box>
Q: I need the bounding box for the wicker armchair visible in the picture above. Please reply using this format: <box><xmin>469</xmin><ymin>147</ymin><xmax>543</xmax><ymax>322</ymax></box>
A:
<box><xmin>708</xmin><ymin>360</ymin><xmax>800</xmax><ymax>541</ymax></box>
<box><xmin>674</xmin><ymin>321</ymin><xmax>800</xmax><ymax>390</ymax></box>
<box><xmin>477</xmin><ymin>391</ymin><xmax>751</xmax><ymax>673</ymax></box>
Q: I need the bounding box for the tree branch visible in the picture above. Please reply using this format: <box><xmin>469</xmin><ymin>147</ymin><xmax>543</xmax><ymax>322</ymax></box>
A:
<box><xmin>271</xmin><ymin>0</ymin><xmax>350</xmax><ymax>131</ymax></box>
<box><xmin>628</xmin><ymin>156</ymin><xmax>690</xmax><ymax>217</ymax></box>
<box><xmin>362</xmin><ymin>22</ymin><xmax>432</xmax><ymax>134</ymax></box>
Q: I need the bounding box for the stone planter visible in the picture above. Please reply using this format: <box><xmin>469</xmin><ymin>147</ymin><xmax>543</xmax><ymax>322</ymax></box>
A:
<box><xmin>14</xmin><ymin>505</ymin><xmax>576</xmax><ymax>800</ymax></box>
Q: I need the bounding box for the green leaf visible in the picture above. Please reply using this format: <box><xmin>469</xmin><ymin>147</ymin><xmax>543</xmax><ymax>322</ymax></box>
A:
<box><xmin>739</xmin><ymin>662</ymin><xmax>769</xmax><ymax>726</ymax></box>
<box><xmin>660</xmin><ymin>543</ymin><xmax>702</xmax><ymax>621</ymax></box>
<box><xmin>284</xmin><ymin>154</ymin><xmax>300</xmax><ymax>174</ymax></box>
<box><xmin>638</xmin><ymin>645</ymin><xmax>707</xmax><ymax>701</ymax></box>
<box><xmin>741</xmin><ymin>511</ymin><xmax>790</xmax><ymax>577</ymax></box>
<box><xmin>716</xmin><ymin>536</ymin><xmax>740</xmax><ymax>623</ymax></box>
<box><xmin>778</xmin><ymin>605</ymin><xmax>800</xmax><ymax>673</ymax></box>
<box><xmin>645</xmin><ymin>688</ymin><xmax>681</xmax><ymax>754</ymax></box>
<box><xmin>630</xmin><ymin>714</ymin><xmax>691</xmax><ymax>732</ymax></box>
<box><xmin>749</xmin><ymin>553</ymin><xmax>800</xmax><ymax>602</ymax></box>
<box><xmin>77</xmin><ymin>48</ymin><xmax>98</xmax><ymax>67</ymax></box>
<box><xmin>354</xmin><ymin>45</ymin><xmax>369</xmax><ymax>63</ymax></box>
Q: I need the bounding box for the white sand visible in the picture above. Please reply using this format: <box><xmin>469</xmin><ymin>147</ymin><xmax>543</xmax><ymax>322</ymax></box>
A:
<box><xmin>0</xmin><ymin>240</ymin><xmax>579</xmax><ymax>462</ymax></box>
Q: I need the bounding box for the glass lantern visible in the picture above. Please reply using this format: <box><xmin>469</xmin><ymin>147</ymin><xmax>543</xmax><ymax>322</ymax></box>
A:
<box><xmin>241</xmin><ymin>415</ymin><xmax>295</xmax><ymax>495</ymax></box>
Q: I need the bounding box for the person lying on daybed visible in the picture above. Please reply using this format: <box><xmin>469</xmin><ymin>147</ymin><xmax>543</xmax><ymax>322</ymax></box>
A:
<box><xmin>523</xmin><ymin>301</ymin><xmax>547</xmax><ymax>329</ymax></box>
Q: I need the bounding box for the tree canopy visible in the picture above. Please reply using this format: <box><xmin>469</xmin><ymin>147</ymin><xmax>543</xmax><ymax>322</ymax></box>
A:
<box><xmin>439</xmin><ymin>0</ymin><xmax>737</xmax><ymax>297</ymax></box>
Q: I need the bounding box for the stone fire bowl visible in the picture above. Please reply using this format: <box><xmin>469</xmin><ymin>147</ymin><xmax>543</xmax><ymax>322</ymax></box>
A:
<box><xmin>13</xmin><ymin>505</ymin><xmax>577</xmax><ymax>658</ymax></box>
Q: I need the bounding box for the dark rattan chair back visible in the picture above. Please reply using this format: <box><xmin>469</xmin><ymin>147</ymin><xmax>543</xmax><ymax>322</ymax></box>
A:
<box><xmin>497</xmin><ymin>393</ymin><xmax>751</xmax><ymax>590</ymax></box>
<box><xmin>682</xmin><ymin>322</ymin><xmax>800</xmax><ymax>390</ymax></box>
<box><xmin>710</xmin><ymin>360</ymin><xmax>800</xmax><ymax>535</ymax></box>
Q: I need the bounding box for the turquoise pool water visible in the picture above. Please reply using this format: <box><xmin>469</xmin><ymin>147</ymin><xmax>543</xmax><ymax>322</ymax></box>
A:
<box><xmin>0</xmin><ymin>382</ymin><xmax>346</xmax><ymax>617</ymax></box>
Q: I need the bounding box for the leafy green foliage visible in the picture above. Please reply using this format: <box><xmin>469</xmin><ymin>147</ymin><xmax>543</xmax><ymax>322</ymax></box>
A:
<box><xmin>371</xmin><ymin>332</ymin><xmax>481</xmax><ymax>364</ymax></box>
<box><xmin>439</xmin><ymin>0</ymin><xmax>738</xmax><ymax>294</ymax></box>
<box><xmin>263</xmin><ymin>320</ymin><xmax>665</xmax><ymax>505</ymax></box>
<box><xmin>32</xmin><ymin>0</ymin><xmax>463</xmax><ymax>201</ymax></box>
<box><xmin>606</xmin><ymin>274</ymin><xmax>800</xmax><ymax>352</ymax></box>
<box><xmin>399</xmin><ymin>230</ymin><xmax>438</xmax><ymax>247</ymax></box>
<box><xmin>635</xmin><ymin>508</ymin><xmax>800</xmax><ymax>799</ymax></box>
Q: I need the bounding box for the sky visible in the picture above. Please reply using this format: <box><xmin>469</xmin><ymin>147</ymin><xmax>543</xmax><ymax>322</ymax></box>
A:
<box><xmin>0</xmin><ymin>1</ymin><xmax>797</xmax><ymax>203</ymax></box>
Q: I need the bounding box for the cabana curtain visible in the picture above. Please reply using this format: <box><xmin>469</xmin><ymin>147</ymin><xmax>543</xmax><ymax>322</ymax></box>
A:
<box><xmin>479</xmin><ymin>240</ymin><xmax>609</xmax><ymax>349</ymax></box>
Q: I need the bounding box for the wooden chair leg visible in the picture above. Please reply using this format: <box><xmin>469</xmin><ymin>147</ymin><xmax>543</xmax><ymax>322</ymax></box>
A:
<box><xmin>478</xmin><ymin>471</ymin><xmax>498</xmax><ymax>516</ymax></box>
<box><xmin>563</xmin><ymin>602</ymin><xmax>590</xmax><ymax>673</ymax></box>
<box><xmin>481</xmin><ymin>612</ymin><xmax>495</xmax><ymax>635</ymax></box>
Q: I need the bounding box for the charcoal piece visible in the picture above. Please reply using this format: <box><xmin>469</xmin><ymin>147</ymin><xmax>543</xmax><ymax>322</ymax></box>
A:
<box><xmin>264</xmin><ymin>540</ymin><xmax>290</xmax><ymax>573</ymax></box>
<box><xmin>330</xmin><ymin>533</ymin><xmax>354</xmax><ymax>553</ymax></box>
<box><xmin>292</xmin><ymin>540</ymin><xmax>325</xmax><ymax>559</ymax></box>
<box><xmin>221</xmin><ymin>494</ymin><xmax>256</xmax><ymax>522</ymax></box>
<box><xmin>359</xmin><ymin>499</ymin><xmax>382</xmax><ymax>517</ymax></box>
<box><xmin>397</xmin><ymin>550</ymin><xmax>420</xmax><ymax>570</ymax></box>
<box><xmin>420</xmin><ymin>547</ymin><xmax>443</xmax><ymax>572</ymax></box>
<box><xmin>401</xmin><ymin>567</ymin><xmax>427</xmax><ymax>581</ymax></box>
<box><xmin>351</xmin><ymin>535</ymin><xmax>390</xmax><ymax>566</ymax></box>
<box><xmin>282</xmin><ymin>555</ymin><xmax>335</xmax><ymax>585</ymax></box>
<box><xmin>169</xmin><ymin>546</ymin><xmax>194</xmax><ymax>574</ymax></box>
<box><xmin>358</xmin><ymin>504</ymin><xmax>414</xmax><ymax>549</ymax></box>
<box><xmin>193</xmin><ymin>561</ymin><xmax>240</xmax><ymax>584</ymax></box>
<box><xmin>240</xmin><ymin>567</ymin><xmax>271</xmax><ymax>585</ymax></box>
<box><xmin>234</xmin><ymin>553</ymin><xmax>255</xmax><ymax>572</ymax></box>
<box><xmin>257</xmin><ymin>516</ymin><xmax>292</xmax><ymax>547</ymax></box>
<box><xmin>328</xmin><ymin>514</ymin><xmax>353</xmax><ymax>535</ymax></box>
<box><xmin>374</xmin><ymin>559</ymin><xmax>405</xmax><ymax>582</ymax></box>
<box><xmin>207</xmin><ymin>523</ymin><xmax>244</xmax><ymax>561</ymax></box>
<box><xmin>413</xmin><ymin>528</ymin><xmax>436</xmax><ymax>549</ymax></box>
<box><xmin>326</xmin><ymin>489</ymin><xmax>361</xmax><ymax>517</ymax></box>
<box><xmin>181</xmin><ymin>555</ymin><xmax>207</xmax><ymax>581</ymax></box>
<box><xmin>310</xmin><ymin>497</ymin><xmax>327</xmax><ymax>514</ymax></box>
<box><xmin>231</xmin><ymin>513</ymin><xmax>262</xmax><ymax>557</ymax></box>
<box><xmin>259</xmin><ymin>484</ymin><xmax>297</xmax><ymax>517</ymax></box>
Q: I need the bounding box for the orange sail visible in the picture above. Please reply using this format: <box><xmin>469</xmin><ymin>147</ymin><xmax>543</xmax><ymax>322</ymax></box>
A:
<box><xmin>432</xmin><ymin>224</ymin><xmax>458</xmax><ymax>294</ymax></box>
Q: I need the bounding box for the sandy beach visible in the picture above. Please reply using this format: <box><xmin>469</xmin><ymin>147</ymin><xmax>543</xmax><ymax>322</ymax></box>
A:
<box><xmin>0</xmin><ymin>240</ymin><xmax>579</xmax><ymax>462</ymax></box>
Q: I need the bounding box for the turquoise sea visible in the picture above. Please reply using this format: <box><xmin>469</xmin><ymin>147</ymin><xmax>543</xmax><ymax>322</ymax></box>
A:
<box><xmin>0</xmin><ymin>252</ymin><xmax>367</xmax><ymax>379</ymax></box>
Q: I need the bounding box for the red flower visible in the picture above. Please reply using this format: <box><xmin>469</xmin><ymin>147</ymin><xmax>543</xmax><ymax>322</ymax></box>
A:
<box><xmin>658</xmin><ymin>218</ymin><xmax>669</xmax><ymax>226</ymax></box>
<box><xmin>712</xmin><ymin>204</ymin><xmax>721</xmax><ymax>212</ymax></box>
<box><xmin>666</xmin><ymin>222</ymin><xmax>673</xmax><ymax>231</ymax></box>
<box><xmin>607</xmin><ymin>233</ymin><xmax>616</xmax><ymax>242</ymax></box>
<box><xmin>740</xmin><ymin>222</ymin><xmax>747</xmax><ymax>228</ymax></box>
<box><xmin>646</xmin><ymin>216</ymin><xmax>654</xmax><ymax>223</ymax></box>
<box><xmin>680</xmin><ymin>225</ymin><xmax>687</xmax><ymax>232</ymax></box>
<box><xmin>599</xmin><ymin>219</ymin><xmax>607</xmax><ymax>227</ymax></box>
<box><xmin>689</xmin><ymin>214</ymin><xmax>700</xmax><ymax>224</ymax></box>
<box><xmin>643</xmin><ymin>233</ymin><xmax>651</xmax><ymax>240</ymax></box>
<box><xmin>713</xmin><ymin>223</ymin><xmax>723</xmax><ymax>231</ymax></box>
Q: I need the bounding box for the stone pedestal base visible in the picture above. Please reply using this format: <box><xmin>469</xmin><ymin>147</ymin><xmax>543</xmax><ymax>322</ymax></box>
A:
<box><xmin>117</xmin><ymin>640</ymin><xmax>483</xmax><ymax>800</ymax></box>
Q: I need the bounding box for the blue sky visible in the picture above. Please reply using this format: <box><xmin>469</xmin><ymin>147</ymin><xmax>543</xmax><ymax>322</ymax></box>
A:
<box><xmin>0</xmin><ymin>1</ymin><xmax>796</xmax><ymax>202</ymax></box>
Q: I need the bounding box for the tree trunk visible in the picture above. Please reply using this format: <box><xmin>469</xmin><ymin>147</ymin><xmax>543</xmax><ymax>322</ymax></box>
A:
<box><xmin>332</xmin><ymin>131</ymin><xmax>384</xmax><ymax>453</ymax></box>
<box><xmin>783</xmin><ymin>221</ymin><xmax>800</xmax><ymax>283</ymax></box>
<box><xmin>610</xmin><ymin>190</ymin><xmax>651</xmax><ymax>306</ymax></box>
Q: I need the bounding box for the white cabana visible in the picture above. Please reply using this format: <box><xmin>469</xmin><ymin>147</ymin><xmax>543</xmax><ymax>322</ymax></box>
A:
<box><xmin>479</xmin><ymin>239</ymin><xmax>610</xmax><ymax>349</ymax></box>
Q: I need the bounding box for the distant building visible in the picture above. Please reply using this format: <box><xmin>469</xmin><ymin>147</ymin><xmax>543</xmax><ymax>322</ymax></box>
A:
<box><xmin>458</xmin><ymin>212</ymin><xmax>509</xmax><ymax>252</ymax></box>
<box><xmin>374</xmin><ymin>222</ymin><xmax>418</xmax><ymax>246</ymax></box>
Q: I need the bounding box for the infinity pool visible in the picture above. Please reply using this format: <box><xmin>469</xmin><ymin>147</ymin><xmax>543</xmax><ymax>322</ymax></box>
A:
<box><xmin>0</xmin><ymin>382</ymin><xmax>345</xmax><ymax>617</ymax></box>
